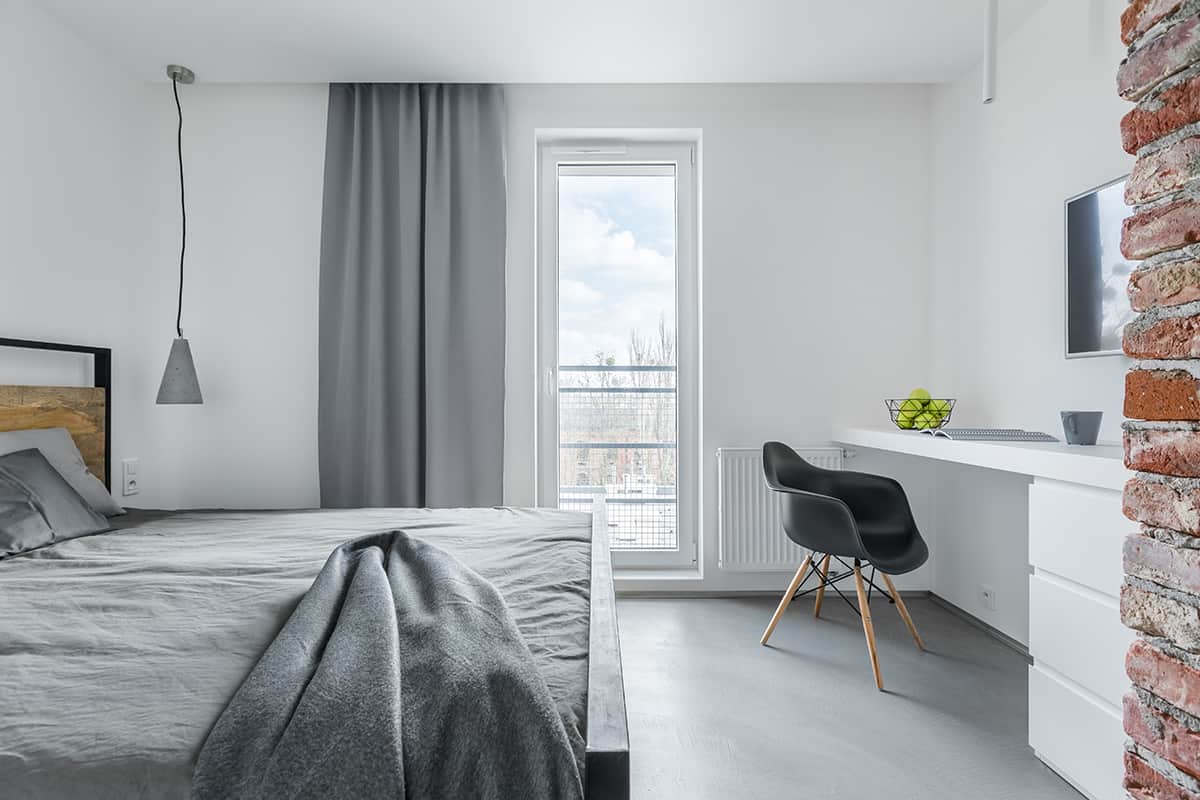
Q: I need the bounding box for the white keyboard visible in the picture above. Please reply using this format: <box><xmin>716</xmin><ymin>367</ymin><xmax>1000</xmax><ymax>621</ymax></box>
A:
<box><xmin>926</xmin><ymin>428</ymin><xmax>1059</xmax><ymax>442</ymax></box>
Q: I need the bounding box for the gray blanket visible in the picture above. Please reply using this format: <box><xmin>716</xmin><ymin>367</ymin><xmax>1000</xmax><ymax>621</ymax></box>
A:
<box><xmin>192</xmin><ymin>530</ymin><xmax>583</xmax><ymax>799</ymax></box>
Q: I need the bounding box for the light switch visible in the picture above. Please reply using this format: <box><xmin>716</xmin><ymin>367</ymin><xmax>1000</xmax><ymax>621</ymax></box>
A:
<box><xmin>121</xmin><ymin>458</ymin><xmax>140</xmax><ymax>497</ymax></box>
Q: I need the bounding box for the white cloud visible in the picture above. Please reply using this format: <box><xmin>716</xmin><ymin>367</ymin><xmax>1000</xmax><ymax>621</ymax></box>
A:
<box><xmin>560</xmin><ymin>278</ymin><xmax>603</xmax><ymax>305</ymax></box>
<box><xmin>558</xmin><ymin>204</ymin><xmax>675</xmax><ymax>286</ymax></box>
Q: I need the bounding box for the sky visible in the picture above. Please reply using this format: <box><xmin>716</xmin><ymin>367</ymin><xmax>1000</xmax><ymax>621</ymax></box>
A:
<box><xmin>557</xmin><ymin>174</ymin><xmax>677</xmax><ymax>366</ymax></box>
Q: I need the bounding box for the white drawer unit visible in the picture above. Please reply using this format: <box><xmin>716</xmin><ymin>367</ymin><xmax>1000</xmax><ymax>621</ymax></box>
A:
<box><xmin>1029</xmin><ymin>665</ymin><xmax>1126</xmax><ymax>800</ymax></box>
<box><xmin>829</xmin><ymin>428</ymin><xmax>1132</xmax><ymax>800</ymax></box>
<box><xmin>1029</xmin><ymin>573</ymin><xmax>1135</xmax><ymax>708</ymax></box>
<box><xmin>1027</xmin><ymin>479</ymin><xmax>1130</xmax><ymax>800</ymax></box>
<box><xmin>1028</xmin><ymin>479</ymin><xmax>1128</xmax><ymax>598</ymax></box>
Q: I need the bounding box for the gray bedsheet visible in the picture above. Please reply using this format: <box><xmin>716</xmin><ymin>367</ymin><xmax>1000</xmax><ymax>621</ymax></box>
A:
<box><xmin>0</xmin><ymin>507</ymin><xmax>592</xmax><ymax>799</ymax></box>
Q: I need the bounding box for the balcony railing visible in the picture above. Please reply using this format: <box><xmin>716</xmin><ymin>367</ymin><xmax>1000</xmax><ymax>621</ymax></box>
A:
<box><xmin>558</xmin><ymin>364</ymin><xmax>677</xmax><ymax>550</ymax></box>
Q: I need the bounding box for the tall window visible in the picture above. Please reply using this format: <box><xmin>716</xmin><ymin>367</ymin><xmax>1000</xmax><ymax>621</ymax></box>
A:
<box><xmin>538</xmin><ymin>140</ymin><xmax>698</xmax><ymax>569</ymax></box>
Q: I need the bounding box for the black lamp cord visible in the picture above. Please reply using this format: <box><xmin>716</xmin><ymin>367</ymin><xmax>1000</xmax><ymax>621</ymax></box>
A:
<box><xmin>173</xmin><ymin>77</ymin><xmax>186</xmax><ymax>339</ymax></box>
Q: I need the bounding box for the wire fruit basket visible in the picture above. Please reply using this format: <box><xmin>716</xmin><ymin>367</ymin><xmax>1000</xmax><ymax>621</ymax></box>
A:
<box><xmin>885</xmin><ymin>398</ymin><xmax>956</xmax><ymax>431</ymax></box>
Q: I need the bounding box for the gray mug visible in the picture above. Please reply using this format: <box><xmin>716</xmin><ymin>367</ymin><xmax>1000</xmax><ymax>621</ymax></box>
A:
<box><xmin>1061</xmin><ymin>411</ymin><xmax>1102</xmax><ymax>445</ymax></box>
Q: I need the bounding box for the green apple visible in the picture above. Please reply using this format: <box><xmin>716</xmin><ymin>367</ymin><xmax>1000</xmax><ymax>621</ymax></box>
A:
<box><xmin>928</xmin><ymin>399</ymin><xmax>952</xmax><ymax>419</ymax></box>
<box><xmin>899</xmin><ymin>398</ymin><xmax>923</xmax><ymax>415</ymax></box>
<box><xmin>916</xmin><ymin>411</ymin><xmax>939</xmax><ymax>429</ymax></box>
<box><xmin>908</xmin><ymin>387</ymin><xmax>931</xmax><ymax>405</ymax></box>
<box><xmin>895</xmin><ymin>415</ymin><xmax>915</xmax><ymax>429</ymax></box>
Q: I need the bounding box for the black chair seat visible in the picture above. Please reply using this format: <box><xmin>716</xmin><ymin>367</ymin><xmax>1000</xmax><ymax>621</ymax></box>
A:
<box><xmin>858</xmin><ymin>527</ymin><xmax>928</xmax><ymax>575</ymax></box>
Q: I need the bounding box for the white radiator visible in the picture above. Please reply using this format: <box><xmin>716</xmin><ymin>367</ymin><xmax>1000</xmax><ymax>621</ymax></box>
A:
<box><xmin>717</xmin><ymin>446</ymin><xmax>844</xmax><ymax>572</ymax></box>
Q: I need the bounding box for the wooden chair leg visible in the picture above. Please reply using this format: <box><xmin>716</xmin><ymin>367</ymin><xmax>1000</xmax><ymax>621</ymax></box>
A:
<box><xmin>853</xmin><ymin>564</ymin><xmax>884</xmax><ymax>691</ymax></box>
<box><xmin>760</xmin><ymin>554</ymin><xmax>813</xmax><ymax>645</ymax></box>
<box><xmin>881</xmin><ymin>573</ymin><xmax>924</xmax><ymax>651</ymax></box>
<box><xmin>812</xmin><ymin>554</ymin><xmax>832</xmax><ymax>618</ymax></box>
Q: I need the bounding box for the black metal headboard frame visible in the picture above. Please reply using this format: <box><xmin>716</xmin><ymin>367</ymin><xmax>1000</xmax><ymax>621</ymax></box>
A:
<box><xmin>0</xmin><ymin>337</ymin><xmax>113</xmax><ymax>489</ymax></box>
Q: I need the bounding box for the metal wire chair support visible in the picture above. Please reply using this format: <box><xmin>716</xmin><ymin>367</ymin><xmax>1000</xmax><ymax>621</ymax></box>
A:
<box><xmin>791</xmin><ymin>552</ymin><xmax>895</xmax><ymax>617</ymax></box>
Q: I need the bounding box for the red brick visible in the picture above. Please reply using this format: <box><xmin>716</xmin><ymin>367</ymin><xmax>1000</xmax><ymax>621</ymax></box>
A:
<box><xmin>1125</xmin><ymin>312</ymin><xmax>1200</xmax><ymax>359</ymax></box>
<box><xmin>1126</xmin><ymin>692</ymin><xmax>1200</xmax><ymax>780</ymax></box>
<box><xmin>1124</xmin><ymin>199</ymin><xmax>1200</xmax><ymax>260</ymax></box>
<box><xmin>1125</xmin><ymin>475</ymin><xmax>1200</xmax><ymax>533</ymax></box>
<box><xmin>1129</xmin><ymin>639</ymin><xmax>1200</xmax><ymax>718</ymax></box>
<box><xmin>1127</xmin><ymin>532</ymin><xmax>1200</xmax><ymax>594</ymax></box>
<box><xmin>1131</xmin><ymin>259</ymin><xmax>1200</xmax><ymax>309</ymax></box>
<box><xmin>1121</xmin><ymin>17</ymin><xmax>1200</xmax><ymax>101</ymax></box>
<box><xmin>1129</xmin><ymin>136</ymin><xmax>1200</xmax><ymax>205</ymax></box>
<box><xmin>1127</xmin><ymin>423</ymin><xmax>1200</xmax><ymax>475</ymax></box>
<box><xmin>1123</xmin><ymin>72</ymin><xmax>1200</xmax><ymax>154</ymax></box>
<box><xmin>1123</xmin><ymin>0</ymin><xmax>1187</xmax><ymax>47</ymax></box>
<box><xmin>1127</xmin><ymin>749</ymin><xmax>1200</xmax><ymax>800</ymax></box>
<box><xmin>1127</xmin><ymin>370</ymin><xmax>1200</xmax><ymax>419</ymax></box>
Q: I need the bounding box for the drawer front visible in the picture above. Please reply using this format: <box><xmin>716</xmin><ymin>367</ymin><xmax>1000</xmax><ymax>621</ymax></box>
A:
<box><xmin>1029</xmin><ymin>574</ymin><xmax>1135</xmax><ymax>708</ymax></box>
<box><xmin>1029</xmin><ymin>480</ymin><xmax>1127</xmax><ymax>597</ymax></box>
<box><xmin>1029</xmin><ymin>665</ymin><xmax>1126</xmax><ymax>800</ymax></box>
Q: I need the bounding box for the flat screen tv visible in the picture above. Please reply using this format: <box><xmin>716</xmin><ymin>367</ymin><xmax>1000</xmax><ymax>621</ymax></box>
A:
<box><xmin>1065</xmin><ymin>176</ymin><xmax>1134</xmax><ymax>357</ymax></box>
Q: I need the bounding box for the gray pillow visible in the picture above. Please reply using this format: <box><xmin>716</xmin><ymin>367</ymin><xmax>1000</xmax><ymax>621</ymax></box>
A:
<box><xmin>0</xmin><ymin>427</ymin><xmax>123</xmax><ymax>516</ymax></box>
<box><xmin>0</xmin><ymin>448</ymin><xmax>111</xmax><ymax>558</ymax></box>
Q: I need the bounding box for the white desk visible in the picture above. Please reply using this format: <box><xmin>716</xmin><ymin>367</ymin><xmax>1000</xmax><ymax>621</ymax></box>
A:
<box><xmin>832</xmin><ymin>425</ymin><xmax>1132</xmax><ymax>800</ymax></box>
<box><xmin>832</xmin><ymin>426</ymin><xmax>1127</xmax><ymax>491</ymax></box>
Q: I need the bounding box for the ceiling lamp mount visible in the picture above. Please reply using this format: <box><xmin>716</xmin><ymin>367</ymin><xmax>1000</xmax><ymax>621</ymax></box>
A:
<box><xmin>166</xmin><ymin>64</ymin><xmax>195</xmax><ymax>84</ymax></box>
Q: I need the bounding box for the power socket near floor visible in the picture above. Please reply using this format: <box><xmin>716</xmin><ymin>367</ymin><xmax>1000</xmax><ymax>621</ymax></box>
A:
<box><xmin>978</xmin><ymin>584</ymin><xmax>996</xmax><ymax>612</ymax></box>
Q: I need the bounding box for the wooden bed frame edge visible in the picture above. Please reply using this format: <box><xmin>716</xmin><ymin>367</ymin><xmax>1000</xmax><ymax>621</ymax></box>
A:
<box><xmin>585</xmin><ymin>496</ymin><xmax>630</xmax><ymax>800</ymax></box>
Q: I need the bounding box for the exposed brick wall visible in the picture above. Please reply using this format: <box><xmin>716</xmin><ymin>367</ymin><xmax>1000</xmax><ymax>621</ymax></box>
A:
<box><xmin>1125</xmin><ymin>370</ymin><xmax>1200</xmax><ymax>419</ymax></box>
<box><xmin>1125</xmin><ymin>691</ymin><xmax>1200</xmax><ymax>780</ymax></box>
<box><xmin>1123</xmin><ymin>4</ymin><xmax>1200</xmax><ymax>795</ymax></box>
<box><xmin>1128</xmin><ymin>638</ymin><xmax>1200</xmax><ymax>716</ymax></box>
<box><xmin>1129</xmin><ymin>254</ymin><xmax>1200</xmax><ymax>310</ymax></box>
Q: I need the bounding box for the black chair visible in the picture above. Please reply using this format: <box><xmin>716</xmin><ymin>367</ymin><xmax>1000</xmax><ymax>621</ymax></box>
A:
<box><xmin>758</xmin><ymin>441</ymin><xmax>929</xmax><ymax>690</ymax></box>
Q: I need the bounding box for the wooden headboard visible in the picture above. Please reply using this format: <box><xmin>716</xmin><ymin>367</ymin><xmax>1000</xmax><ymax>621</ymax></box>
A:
<box><xmin>0</xmin><ymin>338</ymin><xmax>112</xmax><ymax>488</ymax></box>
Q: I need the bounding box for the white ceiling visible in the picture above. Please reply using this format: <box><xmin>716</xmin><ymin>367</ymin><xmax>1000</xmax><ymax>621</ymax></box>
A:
<box><xmin>41</xmin><ymin>0</ymin><xmax>1048</xmax><ymax>84</ymax></box>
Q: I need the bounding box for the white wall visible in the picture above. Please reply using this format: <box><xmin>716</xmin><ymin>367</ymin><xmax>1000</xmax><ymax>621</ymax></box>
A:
<box><xmin>0</xmin><ymin>0</ymin><xmax>169</xmax><ymax>505</ymax></box>
<box><xmin>0</xmin><ymin>1</ymin><xmax>327</xmax><ymax>510</ymax></box>
<box><xmin>143</xmin><ymin>85</ymin><xmax>327</xmax><ymax>508</ymax></box>
<box><xmin>504</xmin><ymin>84</ymin><xmax>938</xmax><ymax>591</ymax></box>
<box><xmin>920</xmin><ymin>0</ymin><xmax>1133</xmax><ymax>643</ymax></box>
<box><xmin>930</xmin><ymin>0</ymin><xmax>1132</xmax><ymax>441</ymax></box>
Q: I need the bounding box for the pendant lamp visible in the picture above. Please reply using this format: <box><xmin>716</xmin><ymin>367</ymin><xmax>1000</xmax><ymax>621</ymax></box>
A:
<box><xmin>156</xmin><ymin>64</ymin><xmax>203</xmax><ymax>405</ymax></box>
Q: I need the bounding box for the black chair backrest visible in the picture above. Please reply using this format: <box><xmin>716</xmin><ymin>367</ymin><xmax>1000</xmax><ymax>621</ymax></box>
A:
<box><xmin>763</xmin><ymin>441</ymin><xmax>833</xmax><ymax>496</ymax></box>
<box><xmin>762</xmin><ymin>441</ymin><xmax>859</xmax><ymax>557</ymax></box>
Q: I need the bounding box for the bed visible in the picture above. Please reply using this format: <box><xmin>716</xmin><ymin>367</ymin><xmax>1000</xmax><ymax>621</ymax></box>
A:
<box><xmin>0</xmin><ymin>337</ymin><xmax>629</xmax><ymax>800</ymax></box>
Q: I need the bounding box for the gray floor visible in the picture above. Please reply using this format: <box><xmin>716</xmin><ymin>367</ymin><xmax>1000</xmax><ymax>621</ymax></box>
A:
<box><xmin>617</xmin><ymin>595</ymin><xmax>1084</xmax><ymax>799</ymax></box>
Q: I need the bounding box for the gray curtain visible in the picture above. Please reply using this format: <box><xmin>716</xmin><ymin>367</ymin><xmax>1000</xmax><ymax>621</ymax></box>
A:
<box><xmin>318</xmin><ymin>84</ymin><xmax>506</xmax><ymax>508</ymax></box>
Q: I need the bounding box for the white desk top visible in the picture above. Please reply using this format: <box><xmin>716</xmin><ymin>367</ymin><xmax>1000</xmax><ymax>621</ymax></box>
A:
<box><xmin>832</xmin><ymin>426</ymin><xmax>1129</xmax><ymax>492</ymax></box>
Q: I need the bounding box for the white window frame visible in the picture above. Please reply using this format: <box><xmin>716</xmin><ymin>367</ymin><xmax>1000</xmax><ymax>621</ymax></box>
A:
<box><xmin>536</xmin><ymin>137</ymin><xmax>700</xmax><ymax>570</ymax></box>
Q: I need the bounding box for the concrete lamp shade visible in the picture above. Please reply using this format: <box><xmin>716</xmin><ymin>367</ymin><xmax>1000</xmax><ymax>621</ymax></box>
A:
<box><xmin>156</xmin><ymin>337</ymin><xmax>203</xmax><ymax>404</ymax></box>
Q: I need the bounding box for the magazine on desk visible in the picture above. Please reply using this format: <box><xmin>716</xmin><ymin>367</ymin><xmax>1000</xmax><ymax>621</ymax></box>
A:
<box><xmin>919</xmin><ymin>428</ymin><xmax>1059</xmax><ymax>442</ymax></box>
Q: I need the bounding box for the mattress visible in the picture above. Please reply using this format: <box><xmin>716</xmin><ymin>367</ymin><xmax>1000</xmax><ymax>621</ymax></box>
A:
<box><xmin>0</xmin><ymin>506</ymin><xmax>593</xmax><ymax>799</ymax></box>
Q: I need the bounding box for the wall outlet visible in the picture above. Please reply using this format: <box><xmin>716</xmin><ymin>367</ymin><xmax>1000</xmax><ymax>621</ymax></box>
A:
<box><xmin>979</xmin><ymin>583</ymin><xmax>996</xmax><ymax>611</ymax></box>
<box><xmin>121</xmin><ymin>458</ymin><xmax>140</xmax><ymax>497</ymax></box>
